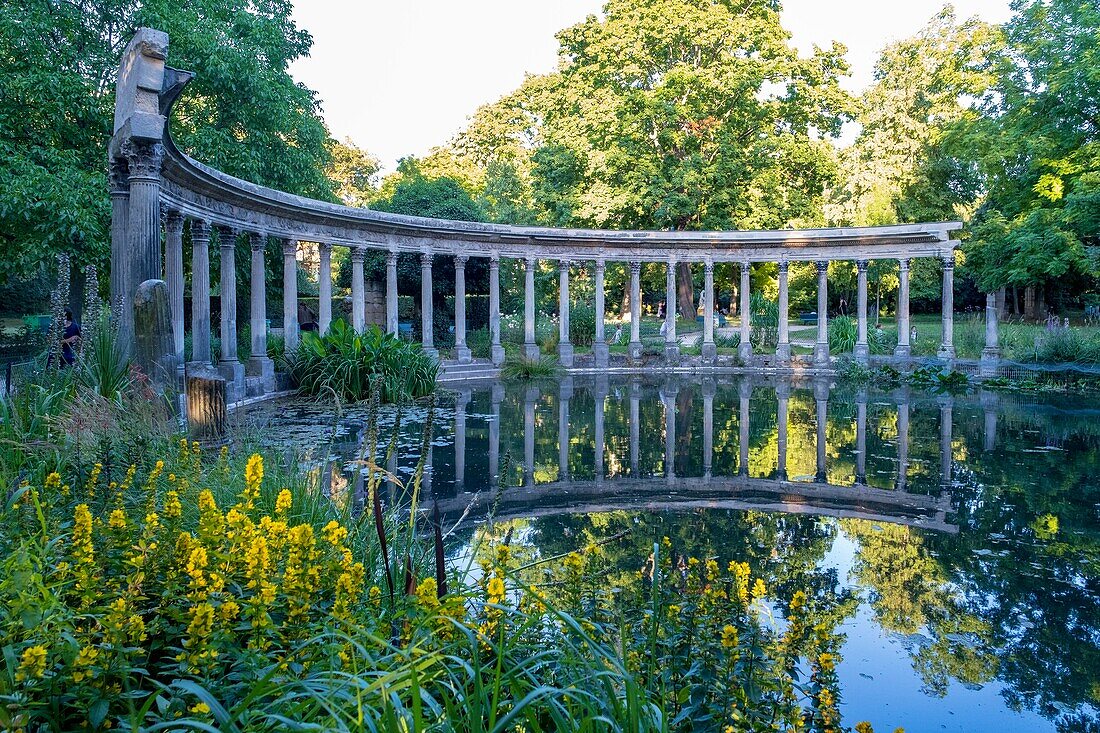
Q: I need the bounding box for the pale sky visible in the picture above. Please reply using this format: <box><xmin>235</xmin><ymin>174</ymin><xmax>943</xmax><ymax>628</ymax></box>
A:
<box><xmin>289</xmin><ymin>0</ymin><xmax>1012</xmax><ymax>173</ymax></box>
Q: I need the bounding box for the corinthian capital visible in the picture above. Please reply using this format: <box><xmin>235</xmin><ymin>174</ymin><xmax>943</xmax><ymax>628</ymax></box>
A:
<box><xmin>121</xmin><ymin>139</ymin><xmax>165</xmax><ymax>180</ymax></box>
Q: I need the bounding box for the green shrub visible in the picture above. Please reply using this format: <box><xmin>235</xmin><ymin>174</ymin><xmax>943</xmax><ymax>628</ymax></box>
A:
<box><xmin>1035</xmin><ymin>328</ymin><xmax>1100</xmax><ymax>364</ymax></box>
<box><xmin>828</xmin><ymin>316</ymin><xmax>857</xmax><ymax>353</ymax></box>
<box><xmin>501</xmin><ymin>354</ymin><xmax>561</xmax><ymax>380</ymax></box>
<box><xmin>466</xmin><ymin>327</ymin><xmax>492</xmax><ymax>358</ymax></box>
<box><xmin>714</xmin><ymin>332</ymin><xmax>741</xmax><ymax>349</ymax></box>
<box><xmin>569</xmin><ymin>304</ymin><xmax>596</xmax><ymax>347</ymax></box>
<box><xmin>289</xmin><ymin>321</ymin><xmax>436</xmax><ymax>403</ymax></box>
<box><xmin>749</xmin><ymin>292</ymin><xmax>778</xmax><ymax>351</ymax></box>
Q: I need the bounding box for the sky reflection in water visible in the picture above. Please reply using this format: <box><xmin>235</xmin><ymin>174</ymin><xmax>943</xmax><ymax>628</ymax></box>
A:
<box><xmin>244</xmin><ymin>375</ymin><xmax>1100</xmax><ymax>733</ymax></box>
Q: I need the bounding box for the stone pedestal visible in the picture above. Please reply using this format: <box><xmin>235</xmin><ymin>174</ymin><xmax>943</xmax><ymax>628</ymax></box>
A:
<box><xmin>665</xmin><ymin>344</ymin><xmax>680</xmax><ymax>364</ymax></box>
<box><xmin>776</xmin><ymin>342</ymin><xmax>791</xmax><ymax>362</ymax></box>
<box><xmin>558</xmin><ymin>342</ymin><xmax>574</xmax><ymax>367</ymax></box>
<box><xmin>592</xmin><ymin>341</ymin><xmax>609</xmax><ymax>368</ymax></box>
<box><xmin>701</xmin><ymin>342</ymin><xmax>717</xmax><ymax>362</ymax></box>
<box><xmin>524</xmin><ymin>343</ymin><xmax>541</xmax><ymax>361</ymax></box>
<box><xmin>491</xmin><ymin>343</ymin><xmax>506</xmax><ymax>367</ymax></box>
<box><xmin>218</xmin><ymin>360</ymin><xmax>246</xmax><ymax>403</ymax></box>
<box><xmin>246</xmin><ymin>354</ymin><xmax>276</xmax><ymax>393</ymax></box>
<box><xmin>628</xmin><ymin>341</ymin><xmax>644</xmax><ymax>362</ymax></box>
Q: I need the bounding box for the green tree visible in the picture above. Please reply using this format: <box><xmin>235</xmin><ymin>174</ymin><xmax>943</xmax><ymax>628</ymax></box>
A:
<box><xmin>327</xmin><ymin>137</ymin><xmax>381</xmax><ymax>208</ymax></box>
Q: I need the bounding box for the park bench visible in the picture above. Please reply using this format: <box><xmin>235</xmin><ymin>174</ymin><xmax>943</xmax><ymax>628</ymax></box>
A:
<box><xmin>798</xmin><ymin>312</ymin><xmax>818</xmax><ymax>325</ymax></box>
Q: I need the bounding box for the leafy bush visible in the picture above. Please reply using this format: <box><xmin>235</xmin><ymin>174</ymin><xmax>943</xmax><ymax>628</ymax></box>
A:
<box><xmin>568</xmin><ymin>304</ymin><xmax>596</xmax><ymax>347</ymax></box>
<box><xmin>501</xmin><ymin>355</ymin><xmax>561</xmax><ymax>381</ymax></box>
<box><xmin>1034</xmin><ymin>328</ymin><xmax>1100</xmax><ymax>364</ymax></box>
<box><xmin>714</xmin><ymin>332</ymin><xmax>741</xmax><ymax>349</ymax></box>
<box><xmin>749</xmin><ymin>292</ymin><xmax>778</xmax><ymax>351</ymax></box>
<box><xmin>828</xmin><ymin>316</ymin><xmax>857</xmax><ymax>353</ymax></box>
<box><xmin>289</xmin><ymin>321</ymin><xmax>436</xmax><ymax>403</ymax></box>
<box><xmin>466</xmin><ymin>327</ymin><xmax>492</xmax><ymax>359</ymax></box>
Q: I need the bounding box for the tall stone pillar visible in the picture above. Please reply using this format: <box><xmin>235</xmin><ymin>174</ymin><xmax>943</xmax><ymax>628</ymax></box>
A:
<box><xmin>813</xmin><ymin>260</ymin><xmax>830</xmax><ymax>365</ymax></box>
<box><xmin>489</xmin><ymin>383</ymin><xmax>503</xmax><ymax>487</ymax></box>
<box><xmin>123</xmin><ymin>139</ymin><xmax>165</xmax><ymax>353</ymax></box>
<box><xmin>855</xmin><ymin>259</ymin><xmax>870</xmax><ymax>363</ymax></box>
<box><xmin>489</xmin><ymin>254</ymin><xmax>505</xmax><ymax>366</ymax></box>
<box><xmin>856</xmin><ymin>391</ymin><xmax>868</xmax><ymax>485</ymax></box>
<box><xmin>739</xmin><ymin>262</ymin><xmax>753</xmax><ymax>361</ymax></box>
<box><xmin>189</xmin><ymin>220</ymin><xmax>212</xmax><ymax>365</ymax></box>
<box><xmin>896</xmin><ymin>391</ymin><xmax>910</xmax><ymax>492</ymax></box>
<box><xmin>282</xmin><ymin>239</ymin><xmax>299</xmax><ymax>352</ymax></box>
<box><xmin>420</xmin><ymin>251</ymin><xmax>436</xmax><ymax>359</ymax></box>
<box><xmin>982</xmin><ymin>390</ymin><xmax>998</xmax><ymax>452</ymax></box>
<box><xmin>776</xmin><ymin>382</ymin><xmax>789</xmax><ymax>481</ymax></box>
<box><xmin>629</xmin><ymin>261</ymin><xmax>643</xmax><ymax>361</ymax></box>
<box><xmin>350</xmin><ymin>246</ymin><xmax>365</xmax><ymax>334</ymax></box>
<box><xmin>558</xmin><ymin>260</ymin><xmax>573</xmax><ymax>367</ymax></box>
<box><xmin>523</xmin><ymin>256</ymin><xmax>539</xmax><ymax>361</ymax></box>
<box><xmin>776</xmin><ymin>261</ymin><xmax>791</xmax><ymax>363</ymax></box>
<box><xmin>738</xmin><ymin>380</ymin><xmax>751</xmax><ymax>476</ymax></box>
<box><xmin>109</xmin><ymin>159</ymin><xmax>131</xmax><ymax>336</ymax></box>
<box><xmin>318</xmin><ymin>243</ymin><xmax>332</xmax><ymax>335</ymax></box>
<box><xmin>454</xmin><ymin>255</ymin><xmax>471</xmax><ymax>363</ymax></box>
<box><xmin>593</xmin><ymin>378</ymin><xmax>607</xmax><ymax>482</ymax></box>
<box><xmin>558</xmin><ymin>378</ymin><xmax>572</xmax><ymax>480</ymax></box>
<box><xmin>217</xmin><ymin>226</ymin><xmax>244</xmax><ymax>396</ymax></box>
<box><xmin>164</xmin><ymin>210</ymin><xmax>185</xmax><ymax>367</ymax></box>
<box><xmin>938</xmin><ymin>255</ymin><xmax>956</xmax><ymax>360</ymax></box>
<box><xmin>662</xmin><ymin>382</ymin><xmax>676</xmax><ymax>480</ymax></box>
<box><xmin>524</xmin><ymin>385</ymin><xmax>537</xmax><ymax>486</ymax></box>
<box><xmin>593</xmin><ymin>259</ymin><xmax>609</xmax><ymax>368</ymax></box>
<box><xmin>385</xmin><ymin>251</ymin><xmax>399</xmax><ymax>335</ymax></box>
<box><xmin>895</xmin><ymin>258</ymin><xmax>911</xmax><ymax>357</ymax></box>
<box><xmin>629</xmin><ymin>379</ymin><xmax>640</xmax><ymax>474</ymax></box>
<box><xmin>815</xmin><ymin>380</ymin><xmax>828</xmax><ymax>483</ymax></box>
<box><xmin>247</xmin><ymin>233</ymin><xmax>275</xmax><ymax>391</ymax></box>
<box><xmin>664</xmin><ymin>259</ymin><xmax>679</xmax><ymax>363</ymax></box>
<box><xmin>940</xmin><ymin>396</ymin><xmax>954</xmax><ymax>489</ymax></box>
<box><xmin>981</xmin><ymin>291</ymin><xmax>1000</xmax><ymax>375</ymax></box>
<box><xmin>702</xmin><ymin>261</ymin><xmax>716</xmax><ymax>362</ymax></box>
<box><xmin>702</xmin><ymin>378</ymin><xmax>715</xmax><ymax>478</ymax></box>
<box><xmin>455</xmin><ymin>389</ymin><xmax>469</xmax><ymax>490</ymax></box>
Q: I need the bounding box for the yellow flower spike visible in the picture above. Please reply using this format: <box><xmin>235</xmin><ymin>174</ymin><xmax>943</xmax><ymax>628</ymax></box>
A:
<box><xmin>71</xmin><ymin>645</ymin><xmax>99</xmax><ymax>683</ymax></box>
<box><xmin>108</xmin><ymin>508</ymin><xmax>127</xmax><ymax>531</ymax></box>
<box><xmin>44</xmin><ymin>472</ymin><xmax>61</xmax><ymax>492</ymax></box>
<box><xmin>721</xmin><ymin>624</ymin><xmax>739</xmax><ymax>649</ymax></box>
<box><xmin>752</xmin><ymin>578</ymin><xmax>767</xmax><ymax>601</ymax></box>
<box><xmin>14</xmin><ymin>645</ymin><xmax>47</xmax><ymax>682</ymax></box>
<box><xmin>322</xmin><ymin>520</ymin><xmax>347</xmax><ymax>547</ymax></box>
<box><xmin>197</xmin><ymin>490</ymin><xmax>223</xmax><ymax>542</ymax></box>
<box><xmin>275</xmin><ymin>489</ymin><xmax>292</xmax><ymax>515</ymax></box>
<box><xmin>486</xmin><ymin>576</ymin><xmax>505</xmax><ymax>603</ymax></box>
<box><xmin>242</xmin><ymin>454</ymin><xmax>264</xmax><ymax>508</ymax></box>
<box><xmin>164</xmin><ymin>490</ymin><xmax>182</xmax><ymax>520</ymax></box>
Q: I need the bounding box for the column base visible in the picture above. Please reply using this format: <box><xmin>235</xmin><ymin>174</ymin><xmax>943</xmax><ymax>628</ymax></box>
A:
<box><xmin>628</xmin><ymin>341</ymin><xmax>644</xmax><ymax>361</ymax></box>
<box><xmin>246</xmin><ymin>355</ymin><xmax>276</xmax><ymax>393</ymax></box>
<box><xmin>491</xmin><ymin>343</ymin><xmax>506</xmax><ymax>367</ymax></box>
<box><xmin>894</xmin><ymin>344</ymin><xmax>912</xmax><ymax>358</ymax></box>
<box><xmin>813</xmin><ymin>342</ymin><xmax>830</xmax><ymax>365</ymax></box>
<box><xmin>558</xmin><ymin>342</ymin><xmax>574</xmax><ymax>367</ymax></box>
<box><xmin>980</xmin><ymin>348</ymin><xmax>1001</xmax><ymax>377</ymax></box>
<box><xmin>776</xmin><ymin>342</ymin><xmax>791</xmax><ymax>363</ymax></box>
<box><xmin>424</xmin><ymin>347</ymin><xmax>440</xmax><ymax>363</ymax></box>
<box><xmin>738</xmin><ymin>341</ymin><xmax>753</xmax><ymax>362</ymax></box>
<box><xmin>455</xmin><ymin>345</ymin><xmax>472</xmax><ymax>364</ymax></box>
<box><xmin>523</xmin><ymin>342</ymin><xmax>541</xmax><ymax>361</ymax></box>
<box><xmin>592</xmin><ymin>341</ymin><xmax>609</xmax><ymax>368</ymax></box>
<box><xmin>937</xmin><ymin>345</ymin><xmax>957</xmax><ymax>361</ymax></box>
<box><xmin>217</xmin><ymin>359</ymin><xmax>246</xmax><ymax>402</ymax></box>
<box><xmin>665</xmin><ymin>344</ymin><xmax>680</xmax><ymax>364</ymax></box>
<box><xmin>854</xmin><ymin>343</ymin><xmax>870</xmax><ymax>363</ymax></box>
<box><xmin>701</xmin><ymin>342</ymin><xmax>717</xmax><ymax>362</ymax></box>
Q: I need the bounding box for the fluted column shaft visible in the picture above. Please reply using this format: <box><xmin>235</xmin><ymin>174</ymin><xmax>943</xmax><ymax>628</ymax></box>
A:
<box><xmin>455</xmin><ymin>255</ymin><xmax>471</xmax><ymax>363</ymax></box>
<box><xmin>109</xmin><ymin>159</ymin><xmax>130</xmax><ymax>334</ymax></box>
<box><xmin>248</xmin><ymin>234</ymin><xmax>268</xmax><ymax>362</ymax></box>
<box><xmin>664</xmin><ymin>259</ymin><xmax>679</xmax><ymax>362</ymax></box>
<box><xmin>855</xmin><ymin>259</ymin><xmax>870</xmax><ymax>363</ymax></box>
<box><xmin>813</xmin><ymin>261</ymin><xmax>830</xmax><ymax>365</ymax></box>
<box><xmin>895</xmin><ymin>259</ymin><xmax>911</xmax><ymax>357</ymax></box>
<box><xmin>523</xmin><ymin>257</ymin><xmax>538</xmax><ymax>360</ymax></box>
<box><xmin>938</xmin><ymin>255</ymin><xmax>956</xmax><ymax>359</ymax></box>
<box><xmin>558</xmin><ymin>260</ymin><xmax>573</xmax><ymax>366</ymax></box>
<box><xmin>318</xmin><ymin>243</ymin><xmax>332</xmax><ymax>335</ymax></box>
<box><xmin>282</xmin><ymin>239</ymin><xmax>299</xmax><ymax>351</ymax></box>
<box><xmin>350</xmin><ymin>247</ymin><xmax>365</xmax><ymax>333</ymax></box>
<box><xmin>629</xmin><ymin>262</ymin><xmax>642</xmax><ymax>359</ymax></box>
<box><xmin>489</xmin><ymin>255</ymin><xmax>505</xmax><ymax>366</ymax></box>
<box><xmin>218</xmin><ymin>227</ymin><xmax>239</xmax><ymax>363</ymax></box>
<box><xmin>164</xmin><ymin>211</ymin><xmax>185</xmax><ymax>365</ymax></box>
<box><xmin>593</xmin><ymin>259</ymin><xmax>609</xmax><ymax>367</ymax></box>
<box><xmin>420</xmin><ymin>251</ymin><xmax>435</xmax><ymax>355</ymax></box>
<box><xmin>385</xmin><ymin>251</ymin><xmax>399</xmax><ymax>335</ymax></box>
<box><xmin>123</xmin><ymin>140</ymin><xmax>165</xmax><ymax>354</ymax></box>
<box><xmin>777</xmin><ymin>261</ymin><xmax>791</xmax><ymax>362</ymax></box>
<box><xmin>189</xmin><ymin>220</ymin><xmax>212</xmax><ymax>364</ymax></box>
<box><xmin>702</xmin><ymin>261</ymin><xmax>716</xmax><ymax>361</ymax></box>
<box><xmin>739</xmin><ymin>263</ymin><xmax>753</xmax><ymax>361</ymax></box>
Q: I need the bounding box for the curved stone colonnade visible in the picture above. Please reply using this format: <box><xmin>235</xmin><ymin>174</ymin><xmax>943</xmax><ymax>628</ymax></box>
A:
<box><xmin>109</xmin><ymin>30</ymin><xmax>998</xmax><ymax>399</ymax></box>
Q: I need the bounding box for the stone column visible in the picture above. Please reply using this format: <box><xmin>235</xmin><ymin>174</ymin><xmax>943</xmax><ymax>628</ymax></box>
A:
<box><xmin>776</xmin><ymin>261</ymin><xmax>791</xmax><ymax>363</ymax></box>
<box><xmin>282</xmin><ymin>239</ymin><xmax>299</xmax><ymax>352</ymax></box>
<box><xmin>593</xmin><ymin>378</ymin><xmax>607</xmax><ymax>482</ymax></box>
<box><xmin>489</xmin><ymin>254</ymin><xmax>505</xmax><ymax>366</ymax></box>
<box><xmin>981</xmin><ymin>291</ymin><xmax>1000</xmax><ymax>375</ymax></box>
<box><xmin>385</xmin><ymin>251</ymin><xmax>399</xmax><ymax>335</ymax></box>
<box><xmin>629</xmin><ymin>379</ymin><xmax>641</xmax><ymax>474</ymax></box>
<box><xmin>350</xmin><ymin>246</ymin><xmax>365</xmax><ymax>334</ymax></box>
<box><xmin>702</xmin><ymin>378</ymin><xmax>715</xmax><ymax>478</ymax></box>
<box><xmin>558</xmin><ymin>378</ymin><xmax>572</xmax><ymax>480</ymax></box>
<box><xmin>189</xmin><ymin>220</ymin><xmax>212</xmax><ymax>365</ymax></box>
<box><xmin>523</xmin><ymin>256</ymin><xmax>539</xmax><ymax>361</ymax></box>
<box><xmin>164</xmin><ymin>210</ymin><xmax>185</xmax><ymax>367</ymax></box>
<box><xmin>454</xmin><ymin>255</ymin><xmax>471</xmax><ymax>363</ymax></box>
<box><xmin>109</xmin><ymin>158</ymin><xmax>131</xmax><ymax>337</ymax></box>
<box><xmin>896</xmin><ymin>394</ymin><xmax>910</xmax><ymax>492</ymax></box>
<box><xmin>629</xmin><ymin>261</ymin><xmax>643</xmax><ymax>361</ymax></box>
<box><xmin>664</xmin><ymin>259</ymin><xmax>679</xmax><ymax>363</ymax></box>
<box><xmin>776</xmin><ymin>382</ymin><xmax>789</xmax><ymax>481</ymax></box>
<box><xmin>420</xmin><ymin>251</ymin><xmax>436</xmax><ymax>359</ymax></box>
<box><xmin>813</xmin><ymin>260</ymin><xmax>830</xmax><ymax>365</ymax></box>
<box><xmin>455</xmin><ymin>389</ymin><xmax>469</xmax><ymax>490</ymax></box>
<box><xmin>663</xmin><ymin>382</ymin><xmax>676</xmax><ymax>480</ymax></box>
<box><xmin>982</xmin><ymin>389</ymin><xmax>998</xmax><ymax>452</ymax></box>
<box><xmin>247</xmin><ymin>233</ymin><xmax>275</xmax><ymax>391</ymax></box>
<box><xmin>938</xmin><ymin>255</ymin><xmax>956</xmax><ymax>360</ymax></box>
<box><xmin>895</xmin><ymin>258</ymin><xmax>911</xmax><ymax>358</ymax></box>
<box><xmin>702</xmin><ymin>261</ymin><xmax>716</xmax><ymax>362</ymax></box>
<box><xmin>318</xmin><ymin>243</ymin><xmax>332</xmax><ymax>335</ymax></box>
<box><xmin>489</xmin><ymin>383</ymin><xmax>503</xmax><ymax>487</ymax></box>
<box><xmin>815</xmin><ymin>379</ymin><xmax>829</xmax><ymax>483</ymax></box>
<box><xmin>217</xmin><ymin>226</ymin><xmax>240</xmax><ymax>363</ymax></box>
<box><xmin>855</xmin><ymin>259</ymin><xmax>870</xmax><ymax>363</ymax></box>
<box><xmin>524</xmin><ymin>385</ymin><xmax>537</xmax><ymax>486</ymax></box>
<box><xmin>940</xmin><ymin>396</ymin><xmax>953</xmax><ymax>488</ymax></box>
<box><xmin>739</xmin><ymin>262</ymin><xmax>753</xmax><ymax>361</ymax></box>
<box><xmin>738</xmin><ymin>380</ymin><xmax>751</xmax><ymax>476</ymax></box>
<box><xmin>123</xmin><ymin>139</ymin><xmax>165</xmax><ymax>353</ymax></box>
<box><xmin>856</xmin><ymin>391</ymin><xmax>868</xmax><ymax>485</ymax></box>
<box><xmin>558</xmin><ymin>260</ymin><xmax>573</xmax><ymax>367</ymax></box>
<box><xmin>593</xmin><ymin>259</ymin><xmax>609</xmax><ymax>368</ymax></box>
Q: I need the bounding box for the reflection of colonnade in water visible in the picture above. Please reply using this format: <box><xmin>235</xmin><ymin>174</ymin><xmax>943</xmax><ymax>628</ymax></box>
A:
<box><xmin>430</xmin><ymin>378</ymin><xmax>1006</xmax><ymax>533</ymax></box>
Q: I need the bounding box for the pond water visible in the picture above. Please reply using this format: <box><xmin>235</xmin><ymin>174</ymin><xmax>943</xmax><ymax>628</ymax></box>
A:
<box><xmin>241</xmin><ymin>375</ymin><xmax>1100</xmax><ymax>733</ymax></box>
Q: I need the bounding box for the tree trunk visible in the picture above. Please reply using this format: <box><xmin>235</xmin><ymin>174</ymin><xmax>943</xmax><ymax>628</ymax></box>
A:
<box><xmin>619</xmin><ymin>281</ymin><xmax>631</xmax><ymax>318</ymax></box>
<box><xmin>1024</xmin><ymin>284</ymin><xmax>1037</xmax><ymax>320</ymax></box>
<box><xmin>1012</xmin><ymin>285</ymin><xmax>1020</xmax><ymax>315</ymax></box>
<box><xmin>676</xmin><ymin>262</ymin><xmax>695</xmax><ymax>320</ymax></box>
